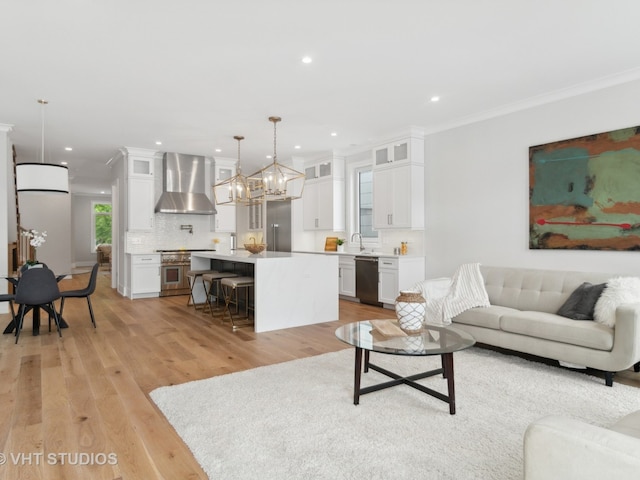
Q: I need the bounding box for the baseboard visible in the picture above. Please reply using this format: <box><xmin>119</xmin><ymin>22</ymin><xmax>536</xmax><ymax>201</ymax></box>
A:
<box><xmin>73</xmin><ymin>261</ymin><xmax>96</xmax><ymax>268</ymax></box>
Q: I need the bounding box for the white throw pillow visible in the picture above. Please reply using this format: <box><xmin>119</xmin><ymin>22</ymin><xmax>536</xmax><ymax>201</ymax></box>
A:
<box><xmin>593</xmin><ymin>277</ymin><xmax>640</xmax><ymax>327</ymax></box>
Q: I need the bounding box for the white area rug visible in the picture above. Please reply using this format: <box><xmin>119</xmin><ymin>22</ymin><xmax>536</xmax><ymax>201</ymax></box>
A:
<box><xmin>151</xmin><ymin>348</ymin><xmax>640</xmax><ymax>480</ymax></box>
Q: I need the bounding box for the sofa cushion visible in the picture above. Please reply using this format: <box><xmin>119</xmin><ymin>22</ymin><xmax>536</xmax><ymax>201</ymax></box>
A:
<box><xmin>557</xmin><ymin>282</ymin><xmax>607</xmax><ymax>320</ymax></box>
<box><xmin>479</xmin><ymin>266</ymin><xmax>611</xmax><ymax>314</ymax></box>
<box><xmin>500</xmin><ymin>311</ymin><xmax>614</xmax><ymax>351</ymax></box>
<box><xmin>610</xmin><ymin>410</ymin><xmax>640</xmax><ymax>440</ymax></box>
<box><xmin>453</xmin><ymin>305</ymin><xmax>515</xmax><ymax>330</ymax></box>
<box><xmin>594</xmin><ymin>276</ymin><xmax>640</xmax><ymax>327</ymax></box>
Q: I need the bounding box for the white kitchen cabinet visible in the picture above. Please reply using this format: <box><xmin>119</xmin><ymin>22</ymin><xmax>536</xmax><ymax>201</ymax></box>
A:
<box><xmin>373</xmin><ymin>165</ymin><xmax>413</xmax><ymax>229</ymax></box>
<box><xmin>372</xmin><ymin>131</ymin><xmax>424</xmax><ymax>230</ymax></box>
<box><xmin>303</xmin><ymin>179</ymin><xmax>341</xmax><ymax>230</ymax></box>
<box><xmin>212</xmin><ymin>158</ymin><xmax>237</xmax><ymax>232</ymax></box>
<box><xmin>378</xmin><ymin>258</ymin><xmax>400</xmax><ymax>304</ymax></box>
<box><xmin>128</xmin><ymin>177</ymin><xmax>155</xmax><ymax>231</ymax></box>
<box><xmin>130</xmin><ymin>254</ymin><xmax>160</xmax><ymax>299</ymax></box>
<box><xmin>303</xmin><ymin>156</ymin><xmax>345</xmax><ymax>231</ymax></box>
<box><xmin>339</xmin><ymin>255</ymin><xmax>356</xmax><ymax>297</ymax></box>
<box><xmin>378</xmin><ymin>256</ymin><xmax>426</xmax><ymax>306</ymax></box>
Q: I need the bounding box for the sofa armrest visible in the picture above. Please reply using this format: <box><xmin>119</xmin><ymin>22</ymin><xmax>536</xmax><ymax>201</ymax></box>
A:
<box><xmin>609</xmin><ymin>303</ymin><xmax>640</xmax><ymax>371</ymax></box>
<box><xmin>524</xmin><ymin>415</ymin><xmax>640</xmax><ymax>480</ymax></box>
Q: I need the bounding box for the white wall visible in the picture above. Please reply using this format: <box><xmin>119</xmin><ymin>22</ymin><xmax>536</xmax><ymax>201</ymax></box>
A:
<box><xmin>0</xmin><ymin>126</ymin><xmax>11</xmax><ymax>313</ymax></box>
<box><xmin>425</xmin><ymin>79</ymin><xmax>640</xmax><ymax>277</ymax></box>
<box><xmin>19</xmin><ymin>192</ymin><xmax>72</xmax><ymax>275</ymax></box>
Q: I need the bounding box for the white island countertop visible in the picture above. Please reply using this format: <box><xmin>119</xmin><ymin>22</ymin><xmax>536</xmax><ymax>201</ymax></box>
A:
<box><xmin>191</xmin><ymin>249</ymin><xmax>311</xmax><ymax>263</ymax></box>
<box><xmin>191</xmin><ymin>250</ymin><xmax>338</xmax><ymax>333</ymax></box>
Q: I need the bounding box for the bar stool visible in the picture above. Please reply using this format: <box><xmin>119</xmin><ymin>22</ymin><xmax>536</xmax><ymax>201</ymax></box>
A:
<box><xmin>186</xmin><ymin>269</ymin><xmax>217</xmax><ymax>309</ymax></box>
<box><xmin>221</xmin><ymin>276</ymin><xmax>255</xmax><ymax>330</ymax></box>
<box><xmin>201</xmin><ymin>272</ymin><xmax>238</xmax><ymax>317</ymax></box>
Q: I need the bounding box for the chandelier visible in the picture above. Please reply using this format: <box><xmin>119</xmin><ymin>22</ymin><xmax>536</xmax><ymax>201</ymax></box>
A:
<box><xmin>213</xmin><ymin>135</ymin><xmax>252</xmax><ymax>205</ymax></box>
<box><xmin>16</xmin><ymin>99</ymin><xmax>69</xmax><ymax>194</ymax></box>
<box><xmin>247</xmin><ymin>116</ymin><xmax>305</xmax><ymax>201</ymax></box>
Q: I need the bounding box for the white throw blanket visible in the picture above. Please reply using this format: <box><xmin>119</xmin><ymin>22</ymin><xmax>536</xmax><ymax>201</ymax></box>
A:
<box><xmin>413</xmin><ymin>263</ymin><xmax>490</xmax><ymax>326</ymax></box>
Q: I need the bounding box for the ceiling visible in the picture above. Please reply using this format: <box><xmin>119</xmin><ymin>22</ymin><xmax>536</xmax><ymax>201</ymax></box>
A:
<box><xmin>3</xmin><ymin>0</ymin><xmax>640</xmax><ymax>195</ymax></box>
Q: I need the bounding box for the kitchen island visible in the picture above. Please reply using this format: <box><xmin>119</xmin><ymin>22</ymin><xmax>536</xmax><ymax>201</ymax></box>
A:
<box><xmin>190</xmin><ymin>250</ymin><xmax>339</xmax><ymax>333</ymax></box>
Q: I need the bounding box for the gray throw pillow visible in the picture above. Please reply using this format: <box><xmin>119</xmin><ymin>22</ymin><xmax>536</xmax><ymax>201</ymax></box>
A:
<box><xmin>557</xmin><ymin>282</ymin><xmax>607</xmax><ymax>320</ymax></box>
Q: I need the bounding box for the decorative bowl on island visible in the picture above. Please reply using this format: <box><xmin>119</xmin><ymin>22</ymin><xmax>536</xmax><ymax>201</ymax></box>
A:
<box><xmin>244</xmin><ymin>243</ymin><xmax>267</xmax><ymax>254</ymax></box>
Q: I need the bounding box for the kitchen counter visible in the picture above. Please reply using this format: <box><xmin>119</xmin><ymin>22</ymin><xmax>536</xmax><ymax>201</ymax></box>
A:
<box><xmin>191</xmin><ymin>250</ymin><xmax>339</xmax><ymax>333</ymax></box>
<box><xmin>191</xmin><ymin>249</ymin><xmax>305</xmax><ymax>263</ymax></box>
<box><xmin>293</xmin><ymin>249</ymin><xmax>424</xmax><ymax>258</ymax></box>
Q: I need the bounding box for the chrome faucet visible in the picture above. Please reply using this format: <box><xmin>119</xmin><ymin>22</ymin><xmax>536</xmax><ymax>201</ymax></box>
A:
<box><xmin>351</xmin><ymin>232</ymin><xmax>365</xmax><ymax>252</ymax></box>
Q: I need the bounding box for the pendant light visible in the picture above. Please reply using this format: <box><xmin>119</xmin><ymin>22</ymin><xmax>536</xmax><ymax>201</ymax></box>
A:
<box><xmin>247</xmin><ymin>116</ymin><xmax>305</xmax><ymax>201</ymax></box>
<box><xmin>16</xmin><ymin>99</ymin><xmax>69</xmax><ymax>194</ymax></box>
<box><xmin>213</xmin><ymin>135</ymin><xmax>252</xmax><ymax>205</ymax></box>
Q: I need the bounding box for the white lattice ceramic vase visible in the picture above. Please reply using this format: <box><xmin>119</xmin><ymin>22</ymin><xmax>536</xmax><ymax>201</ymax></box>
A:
<box><xmin>395</xmin><ymin>290</ymin><xmax>426</xmax><ymax>332</ymax></box>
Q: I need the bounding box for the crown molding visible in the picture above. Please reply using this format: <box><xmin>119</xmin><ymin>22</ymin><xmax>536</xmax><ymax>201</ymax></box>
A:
<box><xmin>426</xmin><ymin>67</ymin><xmax>640</xmax><ymax>135</ymax></box>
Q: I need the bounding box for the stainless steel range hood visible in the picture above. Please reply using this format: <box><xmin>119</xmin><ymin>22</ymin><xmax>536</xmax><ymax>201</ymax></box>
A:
<box><xmin>154</xmin><ymin>152</ymin><xmax>216</xmax><ymax>215</ymax></box>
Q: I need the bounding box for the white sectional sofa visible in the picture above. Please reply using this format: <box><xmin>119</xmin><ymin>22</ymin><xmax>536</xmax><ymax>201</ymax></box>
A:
<box><xmin>450</xmin><ymin>266</ymin><xmax>640</xmax><ymax>386</ymax></box>
<box><xmin>524</xmin><ymin>410</ymin><xmax>640</xmax><ymax>479</ymax></box>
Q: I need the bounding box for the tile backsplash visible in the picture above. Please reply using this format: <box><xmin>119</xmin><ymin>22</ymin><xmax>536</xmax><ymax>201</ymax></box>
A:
<box><xmin>125</xmin><ymin>213</ymin><xmax>231</xmax><ymax>253</ymax></box>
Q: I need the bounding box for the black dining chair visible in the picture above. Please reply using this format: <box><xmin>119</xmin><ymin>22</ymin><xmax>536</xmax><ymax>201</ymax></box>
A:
<box><xmin>0</xmin><ymin>292</ymin><xmax>16</xmax><ymax>325</ymax></box>
<box><xmin>58</xmin><ymin>263</ymin><xmax>99</xmax><ymax>328</ymax></box>
<box><xmin>14</xmin><ymin>267</ymin><xmax>62</xmax><ymax>343</ymax></box>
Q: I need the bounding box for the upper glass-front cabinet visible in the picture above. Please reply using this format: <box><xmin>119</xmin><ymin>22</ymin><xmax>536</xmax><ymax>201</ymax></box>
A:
<box><xmin>305</xmin><ymin>161</ymin><xmax>332</xmax><ymax>181</ymax></box>
<box><xmin>128</xmin><ymin>156</ymin><xmax>154</xmax><ymax>177</ymax></box>
<box><xmin>305</xmin><ymin>166</ymin><xmax>317</xmax><ymax>180</ymax></box>
<box><xmin>318</xmin><ymin>162</ymin><xmax>332</xmax><ymax>177</ymax></box>
<box><xmin>374</xmin><ymin>141</ymin><xmax>409</xmax><ymax>166</ymax></box>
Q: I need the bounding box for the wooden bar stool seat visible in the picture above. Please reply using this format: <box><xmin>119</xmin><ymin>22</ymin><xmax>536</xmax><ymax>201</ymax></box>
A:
<box><xmin>221</xmin><ymin>276</ymin><xmax>254</xmax><ymax>330</ymax></box>
<box><xmin>186</xmin><ymin>269</ymin><xmax>217</xmax><ymax>309</ymax></box>
<box><xmin>202</xmin><ymin>272</ymin><xmax>239</xmax><ymax>316</ymax></box>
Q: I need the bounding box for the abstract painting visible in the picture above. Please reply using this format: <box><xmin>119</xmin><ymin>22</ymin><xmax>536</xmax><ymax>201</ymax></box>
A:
<box><xmin>529</xmin><ymin>126</ymin><xmax>640</xmax><ymax>250</ymax></box>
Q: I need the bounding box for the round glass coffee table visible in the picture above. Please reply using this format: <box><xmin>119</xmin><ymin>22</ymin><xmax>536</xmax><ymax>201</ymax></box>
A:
<box><xmin>335</xmin><ymin>320</ymin><xmax>475</xmax><ymax>414</ymax></box>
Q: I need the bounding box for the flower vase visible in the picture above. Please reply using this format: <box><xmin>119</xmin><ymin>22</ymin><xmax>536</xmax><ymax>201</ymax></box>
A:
<box><xmin>395</xmin><ymin>290</ymin><xmax>426</xmax><ymax>332</ymax></box>
<box><xmin>337</xmin><ymin>245</ymin><xmax>344</xmax><ymax>253</ymax></box>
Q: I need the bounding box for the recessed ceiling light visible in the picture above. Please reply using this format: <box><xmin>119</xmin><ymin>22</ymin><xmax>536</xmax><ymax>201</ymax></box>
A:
<box><xmin>330</xmin><ymin>132</ymin><xmax>337</xmax><ymax>137</ymax></box>
<box><xmin>155</xmin><ymin>141</ymin><xmax>162</xmax><ymax>145</ymax></box>
<box><xmin>430</xmin><ymin>96</ymin><xmax>440</xmax><ymax>102</ymax></box>
<box><xmin>294</xmin><ymin>145</ymin><xmax>301</xmax><ymax>149</ymax></box>
<box><xmin>64</xmin><ymin>147</ymin><xmax>73</xmax><ymax>151</ymax></box>
<box><xmin>100</xmin><ymin>191</ymin><xmax>105</xmax><ymax>194</ymax></box>
<box><xmin>60</xmin><ymin>161</ymin><xmax>68</xmax><ymax>165</ymax></box>
<box><xmin>266</xmin><ymin>155</ymin><xmax>272</xmax><ymax>159</ymax></box>
<box><xmin>215</xmin><ymin>148</ymin><xmax>222</xmax><ymax>153</ymax></box>
<box><xmin>302</xmin><ymin>56</ymin><xmax>312</xmax><ymax>64</ymax></box>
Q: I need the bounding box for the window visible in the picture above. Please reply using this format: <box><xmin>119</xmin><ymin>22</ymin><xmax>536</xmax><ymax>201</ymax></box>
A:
<box><xmin>93</xmin><ymin>202</ymin><xmax>112</xmax><ymax>250</ymax></box>
<box><xmin>355</xmin><ymin>166</ymin><xmax>378</xmax><ymax>240</ymax></box>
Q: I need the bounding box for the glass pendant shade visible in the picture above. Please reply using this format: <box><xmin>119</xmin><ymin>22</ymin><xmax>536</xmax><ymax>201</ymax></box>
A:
<box><xmin>247</xmin><ymin>116</ymin><xmax>305</xmax><ymax>202</ymax></box>
<box><xmin>213</xmin><ymin>135</ymin><xmax>253</xmax><ymax>205</ymax></box>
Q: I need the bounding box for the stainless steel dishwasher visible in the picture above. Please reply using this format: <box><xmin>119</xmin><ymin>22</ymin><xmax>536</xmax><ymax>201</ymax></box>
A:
<box><xmin>355</xmin><ymin>256</ymin><xmax>382</xmax><ymax>306</ymax></box>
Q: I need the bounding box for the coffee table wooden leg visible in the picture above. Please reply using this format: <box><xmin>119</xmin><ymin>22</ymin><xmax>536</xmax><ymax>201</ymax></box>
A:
<box><xmin>442</xmin><ymin>352</ymin><xmax>456</xmax><ymax>414</ymax></box>
<box><xmin>354</xmin><ymin>347</ymin><xmax>363</xmax><ymax>405</ymax></box>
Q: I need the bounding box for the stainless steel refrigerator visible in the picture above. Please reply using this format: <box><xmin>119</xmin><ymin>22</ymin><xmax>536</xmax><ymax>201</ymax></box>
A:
<box><xmin>266</xmin><ymin>200</ymin><xmax>292</xmax><ymax>252</ymax></box>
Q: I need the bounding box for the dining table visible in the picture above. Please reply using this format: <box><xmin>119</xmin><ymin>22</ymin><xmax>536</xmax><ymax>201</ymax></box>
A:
<box><xmin>2</xmin><ymin>270</ymin><xmax>70</xmax><ymax>336</ymax></box>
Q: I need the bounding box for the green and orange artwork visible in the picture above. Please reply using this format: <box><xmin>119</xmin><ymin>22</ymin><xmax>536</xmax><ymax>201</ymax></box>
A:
<box><xmin>529</xmin><ymin>126</ymin><xmax>640</xmax><ymax>250</ymax></box>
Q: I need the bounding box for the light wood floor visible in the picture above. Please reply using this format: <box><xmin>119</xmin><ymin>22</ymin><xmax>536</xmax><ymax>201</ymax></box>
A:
<box><xmin>0</xmin><ymin>272</ymin><xmax>638</xmax><ymax>479</ymax></box>
<box><xmin>0</xmin><ymin>271</ymin><xmax>392</xmax><ymax>479</ymax></box>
